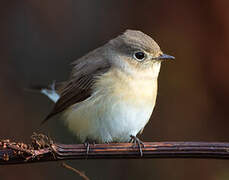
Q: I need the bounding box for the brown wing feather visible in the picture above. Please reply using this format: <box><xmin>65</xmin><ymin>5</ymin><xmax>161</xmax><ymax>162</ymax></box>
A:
<box><xmin>43</xmin><ymin>86</ymin><xmax>91</xmax><ymax>122</ymax></box>
<box><xmin>42</xmin><ymin>47</ymin><xmax>110</xmax><ymax>123</ymax></box>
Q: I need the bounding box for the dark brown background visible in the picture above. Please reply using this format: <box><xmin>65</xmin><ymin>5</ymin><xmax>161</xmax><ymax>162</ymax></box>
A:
<box><xmin>1</xmin><ymin>0</ymin><xmax>229</xmax><ymax>180</ymax></box>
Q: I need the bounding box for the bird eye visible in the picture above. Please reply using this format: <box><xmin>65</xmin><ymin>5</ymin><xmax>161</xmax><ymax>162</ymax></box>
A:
<box><xmin>134</xmin><ymin>51</ymin><xmax>145</xmax><ymax>61</ymax></box>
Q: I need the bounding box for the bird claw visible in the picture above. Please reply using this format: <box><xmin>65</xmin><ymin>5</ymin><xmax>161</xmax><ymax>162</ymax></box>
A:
<box><xmin>129</xmin><ymin>135</ymin><xmax>145</xmax><ymax>156</ymax></box>
<box><xmin>84</xmin><ymin>140</ymin><xmax>96</xmax><ymax>155</ymax></box>
<box><xmin>84</xmin><ymin>141</ymin><xmax>90</xmax><ymax>155</ymax></box>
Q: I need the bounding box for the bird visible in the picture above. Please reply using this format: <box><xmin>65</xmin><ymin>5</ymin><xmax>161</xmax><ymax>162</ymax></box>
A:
<box><xmin>38</xmin><ymin>29</ymin><xmax>174</xmax><ymax>154</ymax></box>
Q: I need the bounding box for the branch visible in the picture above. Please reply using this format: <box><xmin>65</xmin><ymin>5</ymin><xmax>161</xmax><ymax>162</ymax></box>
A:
<box><xmin>61</xmin><ymin>162</ymin><xmax>90</xmax><ymax>180</ymax></box>
<box><xmin>1</xmin><ymin>134</ymin><xmax>229</xmax><ymax>165</ymax></box>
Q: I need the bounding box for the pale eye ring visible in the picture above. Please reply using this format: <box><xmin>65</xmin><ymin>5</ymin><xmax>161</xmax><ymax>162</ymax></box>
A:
<box><xmin>134</xmin><ymin>51</ymin><xmax>146</xmax><ymax>61</ymax></box>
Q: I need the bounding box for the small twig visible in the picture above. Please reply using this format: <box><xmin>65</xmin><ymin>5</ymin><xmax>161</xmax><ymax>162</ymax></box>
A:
<box><xmin>61</xmin><ymin>162</ymin><xmax>90</xmax><ymax>180</ymax></box>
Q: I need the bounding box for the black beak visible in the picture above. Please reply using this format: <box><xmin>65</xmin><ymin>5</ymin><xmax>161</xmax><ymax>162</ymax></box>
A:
<box><xmin>153</xmin><ymin>53</ymin><xmax>175</xmax><ymax>60</ymax></box>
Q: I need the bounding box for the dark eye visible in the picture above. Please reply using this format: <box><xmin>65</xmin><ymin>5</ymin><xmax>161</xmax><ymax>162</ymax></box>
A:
<box><xmin>134</xmin><ymin>51</ymin><xmax>145</xmax><ymax>61</ymax></box>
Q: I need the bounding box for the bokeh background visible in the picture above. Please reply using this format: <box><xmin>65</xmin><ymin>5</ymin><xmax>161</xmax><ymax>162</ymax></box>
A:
<box><xmin>1</xmin><ymin>0</ymin><xmax>229</xmax><ymax>179</ymax></box>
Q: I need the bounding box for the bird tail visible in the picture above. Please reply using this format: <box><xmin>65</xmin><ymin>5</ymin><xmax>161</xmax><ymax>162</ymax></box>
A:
<box><xmin>25</xmin><ymin>81</ymin><xmax>60</xmax><ymax>103</ymax></box>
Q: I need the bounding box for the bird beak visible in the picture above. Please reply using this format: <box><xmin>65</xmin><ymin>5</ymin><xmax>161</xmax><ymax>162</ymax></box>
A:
<box><xmin>153</xmin><ymin>53</ymin><xmax>175</xmax><ymax>61</ymax></box>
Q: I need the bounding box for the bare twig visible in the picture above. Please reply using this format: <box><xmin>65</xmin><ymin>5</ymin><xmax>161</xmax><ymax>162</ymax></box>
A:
<box><xmin>61</xmin><ymin>162</ymin><xmax>90</xmax><ymax>180</ymax></box>
<box><xmin>1</xmin><ymin>134</ymin><xmax>229</xmax><ymax>165</ymax></box>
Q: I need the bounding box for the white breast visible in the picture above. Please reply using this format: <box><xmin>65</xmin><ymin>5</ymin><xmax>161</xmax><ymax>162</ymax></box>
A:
<box><xmin>63</xmin><ymin>67</ymin><xmax>159</xmax><ymax>143</ymax></box>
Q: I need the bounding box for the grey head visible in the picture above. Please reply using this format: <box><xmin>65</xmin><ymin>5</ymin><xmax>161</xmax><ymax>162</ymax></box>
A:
<box><xmin>106</xmin><ymin>29</ymin><xmax>175</xmax><ymax>70</ymax></box>
<box><xmin>110</xmin><ymin>29</ymin><xmax>161</xmax><ymax>55</ymax></box>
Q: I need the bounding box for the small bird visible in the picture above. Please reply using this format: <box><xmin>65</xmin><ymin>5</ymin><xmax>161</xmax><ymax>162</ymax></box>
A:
<box><xmin>39</xmin><ymin>30</ymin><xmax>174</xmax><ymax>153</ymax></box>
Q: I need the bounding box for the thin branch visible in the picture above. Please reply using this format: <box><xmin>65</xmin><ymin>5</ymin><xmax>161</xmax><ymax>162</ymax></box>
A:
<box><xmin>1</xmin><ymin>134</ymin><xmax>229</xmax><ymax>165</ymax></box>
<box><xmin>61</xmin><ymin>162</ymin><xmax>90</xmax><ymax>180</ymax></box>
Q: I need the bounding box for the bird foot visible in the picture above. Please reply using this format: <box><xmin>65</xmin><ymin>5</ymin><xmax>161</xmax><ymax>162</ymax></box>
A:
<box><xmin>84</xmin><ymin>141</ymin><xmax>90</xmax><ymax>155</ymax></box>
<box><xmin>129</xmin><ymin>135</ymin><xmax>145</xmax><ymax>156</ymax></box>
<box><xmin>84</xmin><ymin>140</ymin><xmax>96</xmax><ymax>155</ymax></box>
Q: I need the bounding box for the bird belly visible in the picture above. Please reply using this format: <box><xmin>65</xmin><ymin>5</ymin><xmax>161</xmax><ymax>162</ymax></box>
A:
<box><xmin>63</xmin><ymin>94</ymin><xmax>155</xmax><ymax>143</ymax></box>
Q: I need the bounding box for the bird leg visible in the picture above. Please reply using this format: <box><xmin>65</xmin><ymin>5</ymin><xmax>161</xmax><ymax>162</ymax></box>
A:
<box><xmin>129</xmin><ymin>135</ymin><xmax>145</xmax><ymax>156</ymax></box>
<box><xmin>84</xmin><ymin>139</ymin><xmax>96</xmax><ymax>155</ymax></box>
<box><xmin>84</xmin><ymin>141</ymin><xmax>90</xmax><ymax>155</ymax></box>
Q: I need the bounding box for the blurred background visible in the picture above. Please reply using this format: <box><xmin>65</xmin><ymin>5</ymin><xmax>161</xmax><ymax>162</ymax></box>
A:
<box><xmin>1</xmin><ymin>0</ymin><xmax>229</xmax><ymax>179</ymax></box>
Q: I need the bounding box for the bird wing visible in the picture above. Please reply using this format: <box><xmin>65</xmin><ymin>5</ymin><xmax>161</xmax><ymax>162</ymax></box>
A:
<box><xmin>42</xmin><ymin>48</ymin><xmax>110</xmax><ymax>123</ymax></box>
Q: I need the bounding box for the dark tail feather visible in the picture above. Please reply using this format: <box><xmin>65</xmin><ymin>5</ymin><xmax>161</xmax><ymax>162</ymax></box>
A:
<box><xmin>24</xmin><ymin>84</ymin><xmax>47</xmax><ymax>93</ymax></box>
<box><xmin>41</xmin><ymin>115</ymin><xmax>51</xmax><ymax>125</ymax></box>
